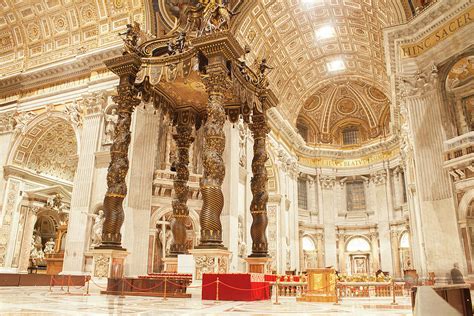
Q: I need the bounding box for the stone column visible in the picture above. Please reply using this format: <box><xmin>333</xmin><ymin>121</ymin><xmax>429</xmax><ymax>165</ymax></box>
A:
<box><xmin>390</xmin><ymin>229</ymin><xmax>401</xmax><ymax>277</ymax></box>
<box><xmin>197</xmin><ymin>63</ymin><xmax>228</xmax><ymax>249</ymax></box>
<box><xmin>337</xmin><ymin>234</ymin><xmax>346</xmax><ymax>273</ymax></box>
<box><xmin>170</xmin><ymin>110</ymin><xmax>195</xmax><ymax>256</ymax></box>
<box><xmin>393</xmin><ymin>168</ymin><xmax>402</xmax><ymax>209</ymax></box>
<box><xmin>248</xmin><ymin>110</ymin><xmax>270</xmax><ymax>257</ymax></box>
<box><xmin>18</xmin><ymin>206</ymin><xmax>39</xmax><ymax>273</ymax></box>
<box><xmin>370</xmin><ymin>232</ymin><xmax>380</xmax><ymax>273</ymax></box>
<box><xmin>99</xmin><ymin>54</ymin><xmax>141</xmax><ymax>250</ymax></box>
<box><xmin>316</xmin><ymin>233</ymin><xmax>324</xmax><ymax>268</ymax></box>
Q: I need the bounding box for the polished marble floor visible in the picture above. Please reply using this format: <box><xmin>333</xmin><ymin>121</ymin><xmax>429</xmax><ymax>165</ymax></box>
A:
<box><xmin>0</xmin><ymin>286</ymin><xmax>413</xmax><ymax>315</ymax></box>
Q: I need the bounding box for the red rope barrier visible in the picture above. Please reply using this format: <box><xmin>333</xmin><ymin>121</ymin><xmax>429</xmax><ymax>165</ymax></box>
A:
<box><xmin>166</xmin><ymin>279</ymin><xmax>217</xmax><ymax>289</ymax></box>
<box><xmin>89</xmin><ymin>278</ymin><xmax>109</xmax><ymax>290</ymax></box>
<box><xmin>122</xmin><ymin>279</ymin><xmax>165</xmax><ymax>292</ymax></box>
<box><xmin>219</xmin><ymin>282</ymin><xmax>271</xmax><ymax>291</ymax></box>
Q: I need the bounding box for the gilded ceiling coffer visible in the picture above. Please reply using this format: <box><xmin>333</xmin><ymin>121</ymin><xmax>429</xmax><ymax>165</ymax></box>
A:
<box><xmin>99</xmin><ymin>54</ymin><xmax>142</xmax><ymax>250</ymax></box>
<box><xmin>249</xmin><ymin>103</ymin><xmax>271</xmax><ymax>257</ymax></box>
<box><xmin>170</xmin><ymin>110</ymin><xmax>195</xmax><ymax>256</ymax></box>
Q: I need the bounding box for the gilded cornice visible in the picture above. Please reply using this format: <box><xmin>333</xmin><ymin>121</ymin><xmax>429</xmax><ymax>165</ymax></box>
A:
<box><xmin>267</xmin><ymin>106</ymin><xmax>401</xmax><ymax>169</ymax></box>
<box><xmin>0</xmin><ymin>45</ymin><xmax>123</xmax><ymax>100</ymax></box>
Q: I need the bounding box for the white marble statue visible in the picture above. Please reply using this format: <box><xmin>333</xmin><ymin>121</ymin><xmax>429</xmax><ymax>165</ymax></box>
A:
<box><xmin>165</xmin><ymin>229</ymin><xmax>173</xmax><ymax>255</ymax></box>
<box><xmin>44</xmin><ymin>238</ymin><xmax>55</xmax><ymax>255</ymax></box>
<box><xmin>238</xmin><ymin>216</ymin><xmax>246</xmax><ymax>257</ymax></box>
<box><xmin>64</xmin><ymin>101</ymin><xmax>82</xmax><ymax>126</ymax></box>
<box><xmin>104</xmin><ymin>108</ymin><xmax>119</xmax><ymax>144</ymax></box>
<box><xmin>83</xmin><ymin>210</ymin><xmax>105</xmax><ymax>247</ymax></box>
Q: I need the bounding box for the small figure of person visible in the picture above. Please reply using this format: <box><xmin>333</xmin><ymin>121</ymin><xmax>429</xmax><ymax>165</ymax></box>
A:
<box><xmin>450</xmin><ymin>262</ymin><xmax>465</xmax><ymax>284</ymax></box>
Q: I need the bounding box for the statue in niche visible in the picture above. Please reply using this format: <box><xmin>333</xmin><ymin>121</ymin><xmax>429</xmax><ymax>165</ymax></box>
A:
<box><xmin>83</xmin><ymin>210</ymin><xmax>105</xmax><ymax>247</ymax></box>
<box><xmin>64</xmin><ymin>101</ymin><xmax>82</xmax><ymax>126</ymax></box>
<box><xmin>238</xmin><ymin>215</ymin><xmax>246</xmax><ymax>257</ymax></box>
<box><xmin>238</xmin><ymin>120</ymin><xmax>247</xmax><ymax>167</ymax></box>
<box><xmin>159</xmin><ymin>227</ymin><xmax>174</xmax><ymax>256</ymax></box>
<box><xmin>104</xmin><ymin>108</ymin><xmax>119</xmax><ymax>144</ymax></box>
<box><xmin>44</xmin><ymin>238</ymin><xmax>56</xmax><ymax>255</ymax></box>
<box><xmin>30</xmin><ymin>234</ymin><xmax>44</xmax><ymax>265</ymax></box>
<box><xmin>286</xmin><ymin>236</ymin><xmax>291</xmax><ymax>270</ymax></box>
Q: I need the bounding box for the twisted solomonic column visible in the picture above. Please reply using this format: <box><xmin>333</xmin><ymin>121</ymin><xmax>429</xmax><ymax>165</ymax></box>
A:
<box><xmin>197</xmin><ymin>66</ymin><xmax>228</xmax><ymax>249</ymax></box>
<box><xmin>99</xmin><ymin>84</ymin><xmax>140</xmax><ymax>250</ymax></box>
<box><xmin>170</xmin><ymin>111</ymin><xmax>195</xmax><ymax>256</ymax></box>
<box><xmin>249</xmin><ymin>110</ymin><xmax>271</xmax><ymax>257</ymax></box>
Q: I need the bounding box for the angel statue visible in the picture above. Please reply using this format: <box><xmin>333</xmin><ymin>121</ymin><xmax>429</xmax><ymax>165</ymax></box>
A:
<box><xmin>118</xmin><ymin>22</ymin><xmax>147</xmax><ymax>54</ymax></box>
<box><xmin>198</xmin><ymin>0</ymin><xmax>239</xmax><ymax>35</ymax></box>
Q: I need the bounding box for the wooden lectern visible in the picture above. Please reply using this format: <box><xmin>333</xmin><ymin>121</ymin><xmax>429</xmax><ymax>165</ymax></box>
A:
<box><xmin>297</xmin><ymin>268</ymin><xmax>337</xmax><ymax>302</ymax></box>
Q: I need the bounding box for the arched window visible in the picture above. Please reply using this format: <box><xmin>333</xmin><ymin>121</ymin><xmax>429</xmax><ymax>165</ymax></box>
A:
<box><xmin>346</xmin><ymin>237</ymin><xmax>371</xmax><ymax>252</ymax></box>
<box><xmin>302</xmin><ymin>236</ymin><xmax>316</xmax><ymax>251</ymax></box>
<box><xmin>342</xmin><ymin>126</ymin><xmax>360</xmax><ymax>145</ymax></box>
<box><xmin>400</xmin><ymin>232</ymin><xmax>410</xmax><ymax>249</ymax></box>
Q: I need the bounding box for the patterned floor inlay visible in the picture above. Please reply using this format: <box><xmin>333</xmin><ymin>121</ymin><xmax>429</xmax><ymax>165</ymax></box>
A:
<box><xmin>0</xmin><ymin>287</ymin><xmax>413</xmax><ymax>315</ymax></box>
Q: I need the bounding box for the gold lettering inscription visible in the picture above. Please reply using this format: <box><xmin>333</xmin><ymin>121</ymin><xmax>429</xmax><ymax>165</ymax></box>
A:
<box><xmin>400</xmin><ymin>7</ymin><xmax>474</xmax><ymax>58</ymax></box>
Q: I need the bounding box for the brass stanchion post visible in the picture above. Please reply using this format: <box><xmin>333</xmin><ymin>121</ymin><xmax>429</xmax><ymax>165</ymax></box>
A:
<box><xmin>334</xmin><ymin>278</ymin><xmax>340</xmax><ymax>305</ymax></box>
<box><xmin>273</xmin><ymin>278</ymin><xmax>281</xmax><ymax>305</ymax></box>
<box><xmin>67</xmin><ymin>275</ymin><xmax>71</xmax><ymax>294</ymax></box>
<box><xmin>120</xmin><ymin>278</ymin><xmax>125</xmax><ymax>298</ymax></box>
<box><xmin>60</xmin><ymin>275</ymin><xmax>64</xmax><ymax>291</ymax></box>
<box><xmin>391</xmin><ymin>279</ymin><xmax>398</xmax><ymax>305</ymax></box>
<box><xmin>215</xmin><ymin>277</ymin><xmax>220</xmax><ymax>302</ymax></box>
<box><xmin>49</xmin><ymin>276</ymin><xmax>53</xmax><ymax>292</ymax></box>
<box><xmin>86</xmin><ymin>276</ymin><xmax>90</xmax><ymax>296</ymax></box>
<box><xmin>163</xmin><ymin>276</ymin><xmax>168</xmax><ymax>301</ymax></box>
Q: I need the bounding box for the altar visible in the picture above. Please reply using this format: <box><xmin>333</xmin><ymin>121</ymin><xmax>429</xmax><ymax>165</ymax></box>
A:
<box><xmin>202</xmin><ymin>273</ymin><xmax>271</xmax><ymax>301</ymax></box>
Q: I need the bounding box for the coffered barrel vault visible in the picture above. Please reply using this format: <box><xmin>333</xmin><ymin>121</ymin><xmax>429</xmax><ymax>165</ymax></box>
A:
<box><xmin>0</xmin><ymin>0</ymin><xmax>146</xmax><ymax>77</ymax></box>
<box><xmin>232</xmin><ymin>0</ymin><xmax>406</xmax><ymax>124</ymax></box>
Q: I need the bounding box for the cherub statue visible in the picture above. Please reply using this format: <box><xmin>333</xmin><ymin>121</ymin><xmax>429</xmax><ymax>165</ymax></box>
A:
<box><xmin>176</xmin><ymin>31</ymin><xmax>187</xmax><ymax>53</ymax></box>
<box><xmin>118</xmin><ymin>22</ymin><xmax>146</xmax><ymax>54</ymax></box>
<box><xmin>259</xmin><ymin>58</ymin><xmax>273</xmax><ymax>76</ymax></box>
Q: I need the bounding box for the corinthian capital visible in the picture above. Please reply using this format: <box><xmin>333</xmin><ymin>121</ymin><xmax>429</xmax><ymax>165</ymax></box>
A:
<box><xmin>399</xmin><ymin>63</ymin><xmax>439</xmax><ymax>98</ymax></box>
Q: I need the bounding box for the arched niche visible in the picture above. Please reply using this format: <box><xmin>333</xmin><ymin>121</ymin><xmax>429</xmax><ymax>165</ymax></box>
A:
<box><xmin>398</xmin><ymin>230</ymin><xmax>413</xmax><ymax>272</ymax></box>
<box><xmin>302</xmin><ymin>235</ymin><xmax>317</xmax><ymax>271</ymax></box>
<box><xmin>345</xmin><ymin>236</ymin><xmax>372</xmax><ymax>275</ymax></box>
<box><xmin>7</xmin><ymin>111</ymin><xmax>79</xmax><ymax>183</ymax></box>
<box><xmin>148</xmin><ymin>207</ymin><xmax>200</xmax><ymax>273</ymax></box>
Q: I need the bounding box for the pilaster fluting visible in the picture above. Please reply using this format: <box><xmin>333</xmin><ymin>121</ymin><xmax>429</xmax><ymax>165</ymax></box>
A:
<box><xmin>198</xmin><ymin>66</ymin><xmax>228</xmax><ymax>248</ymax></box>
<box><xmin>170</xmin><ymin>111</ymin><xmax>194</xmax><ymax>256</ymax></box>
<box><xmin>249</xmin><ymin>110</ymin><xmax>271</xmax><ymax>257</ymax></box>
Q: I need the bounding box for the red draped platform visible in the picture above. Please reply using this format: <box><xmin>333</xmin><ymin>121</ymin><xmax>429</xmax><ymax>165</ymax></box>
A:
<box><xmin>202</xmin><ymin>273</ymin><xmax>271</xmax><ymax>301</ymax></box>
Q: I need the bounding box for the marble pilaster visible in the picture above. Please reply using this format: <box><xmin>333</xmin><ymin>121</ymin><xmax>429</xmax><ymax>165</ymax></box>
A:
<box><xmin>62</xmin><ymin>96</ymin><xmax>104</xmax><ymax>274</ymax></box>
<box><xmin>402</xmin><ymin>71</ymin><xmax>465</xmax><ymax>276</ymax></box>
<box><xmin>221</xmin><ymin>122</ymin><xmax>240</xmax><ymax>269</ymax></box>
<box><xmin>390</xmin><ymin>230</ymin><xmax>401</xmax><ymax>277</ymax></box>
<box><xmin>122</xmin><ymin>106</ymin><xmax>159</xmax><ymax>276</ymax></box>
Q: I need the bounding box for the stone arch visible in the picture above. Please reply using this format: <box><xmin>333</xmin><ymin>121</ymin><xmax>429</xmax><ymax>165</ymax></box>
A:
<box><xmin>458</xmin><ymin>189</ymin><xmax>474</xmax><ymax>221</ymax></box>
<box><xmin>8</xmin><ymin>111</ymin><xmax>79</xmax><ymax>182</ymax></box>
<box><xmin>438</xmin><ymin>46</ymin><xmax>474</xmax><ymax>138</ymax></box>
<box><xmin>345</xmin><ymin>235</ymin><xmax>371</xmax><ymax>252</ymax></box>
